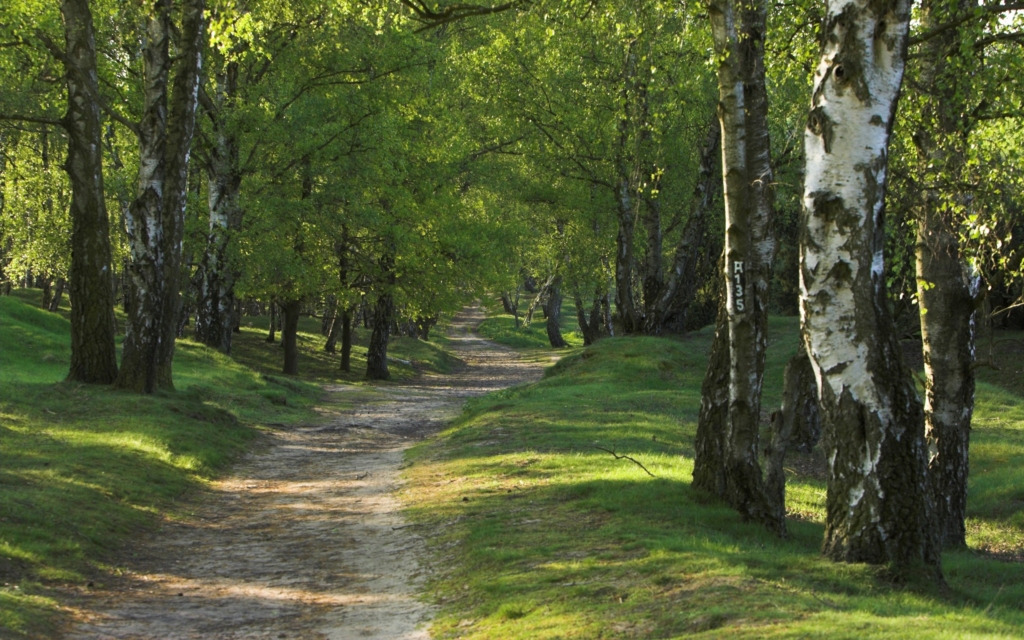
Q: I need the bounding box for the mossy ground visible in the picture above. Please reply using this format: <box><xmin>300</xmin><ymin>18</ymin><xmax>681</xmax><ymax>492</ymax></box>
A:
<box><xmin>402</xmin><ymin>310</ymin><xmax>1024</xmax><ymax>639</ymax></box>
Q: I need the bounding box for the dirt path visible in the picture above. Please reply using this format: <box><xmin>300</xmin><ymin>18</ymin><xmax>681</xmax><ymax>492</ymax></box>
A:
<box><xmin>66</xmin><ymin>308</ymin><xmax>547</xmax><ymax>639</ymax></box>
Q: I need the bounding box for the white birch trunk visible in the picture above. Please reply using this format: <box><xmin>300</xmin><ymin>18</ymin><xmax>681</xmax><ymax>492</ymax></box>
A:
<box><xmin>800</xmin><ymin>0</ymin><xmax>939</xmax><ymax>568</ymax></box>
<box><xmin>693</xmin><ymin>0</ymin><xmax>783</xmax><ymax>534</ymax></box>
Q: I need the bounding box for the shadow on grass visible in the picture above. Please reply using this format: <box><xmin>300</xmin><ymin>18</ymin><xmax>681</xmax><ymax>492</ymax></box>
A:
<box><xmin>404</xmin><ymin>319</ymin><xmax>1024</xmax><ymax>639</ymax></box>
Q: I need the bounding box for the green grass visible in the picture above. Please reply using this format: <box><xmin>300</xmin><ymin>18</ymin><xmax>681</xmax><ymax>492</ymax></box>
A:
<box><xmin>402</xmin><ymin>314</ymin><xmax>1024</xmax><ymax>639</ymax></box>
<box><xmin>476</xmin><ymin>297</ymin><xmax>584</xmax><ymax>351</ymax></box>
<box><xmin>0</xmin><ymin>290</ymin><xmax>324</xmax><ymax>638</ymax></box>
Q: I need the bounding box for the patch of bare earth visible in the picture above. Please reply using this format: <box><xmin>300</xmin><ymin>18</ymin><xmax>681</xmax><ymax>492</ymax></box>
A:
<box><xmin>63</xmin><ymin>307</ymin><xmax>546</xmax><ymax>639</ymax></box>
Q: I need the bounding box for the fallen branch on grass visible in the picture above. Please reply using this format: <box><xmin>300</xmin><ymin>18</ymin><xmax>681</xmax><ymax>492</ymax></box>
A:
<box><xmin>593</xmin><ymin>446</ymin><xmax>656</xmax><ymax>478</ymax></box>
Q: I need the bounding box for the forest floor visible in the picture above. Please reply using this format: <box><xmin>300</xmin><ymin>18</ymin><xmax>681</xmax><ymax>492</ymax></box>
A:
<box><xmin>61</xmin><ymin>308</ymin><xmax>549</xmax><ymax>639</ymax></box>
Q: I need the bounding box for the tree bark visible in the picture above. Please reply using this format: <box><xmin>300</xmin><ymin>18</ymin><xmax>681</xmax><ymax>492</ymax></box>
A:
<box><xmin>366</xmin><ymin>243</ymin><xmax>396</xmax><ymax>381</ymax></box>
<box><xmin>544</xmin><ymin>277</ymin><xmax>567</xmax><ymax>348</ymax></box>
<box><xmin>523</xmin><ymin>274</ymin><xmax>554</xmax><ymax>327</ymax></box>
<box><xmin>645</xmin><ymin>115</ymin><xmax>721</xmax><ymax>334</ymax></box>
<box><xmin>281</xmin><ymin>298</ymin><xmax>300</xmax><ymax>375</ymax></box>
<box><xmin>40</xmin><ymin>275</ymin><xmax>53</xmax><ymax>309</ymax></box>
<box><xmin>266</xmin><ymin>300</ymin><xmax>277</xmax><ymax>343</ymax></box>
<box><xmin>574</xmin><ymin>290</ymin><xmax>603</xmax><ymax>346</ymax></box>
<box><xmin>365</xmin><ymin>292</ymin><xmax>394</xmax><ymax>380</ymax></box>
<box><xmin>325</xmin><ymin>311</ymin><xmax>341</xmax><ymax>353</ymax></box>
<box><xmin>779</xmin><ymin>350</ymin><xmax>822</xmax><ymax>454</ymax></box>
<box><xmin>913</xmin><ymin>0</ymin><xmax>978</xmax><ymax>551</ymax></box>
<box><xmin>692</xmin><ymin>0</ymin><xmax>783</xmax><ymax>535</ymax></box>
<box><xmin>321</xmin><ymin>295</ymin><xmax>337</xmax><ymax>336</ymax></box>
<box><xmin>801</xmin><ymin>0</ymin><xmax>940</xmax><ymax>570</ymax></box>
<box><xmin>613</xmin><ymin>43</ymin><xmax>642</xmax><ymax>335</ymax></box>
<box><xmin>340</xmin><ymin>308</ymin><xmax>353</xmax><ymax>372</ymax></box>
<box><xmin>641</xmin><ymin>185</ymin><xmax>664</xmax><ymax>326</ymax></box>
<box><xmin>118</xmin><ymin>1</ymin><xmax>172</xmax><ymax>392</ymax></box>
<box><xmin>195</xmin><ymin>61</ymin><xmax>242</xmax><ymax>354</ymax></box>
<box><xmin>501</xmin><ymin>292</ymin><xmax>515</xmax><ymax>314</ymax></box>
<box><xmin>48</xmin><ymin>278</ymin><xmax>66</xmax><ymax>312</ymax></box>
<box><xmin>416</xmin><ymin>316</ymin><xmax>437</xmax><ymax>341</ymax></box>
<box><xmin>918</xmin><ymin>187</ymin><xmax>976</xmax><ymax>551</ymax></box>
<box><xmin>61</xmin><ymin>0</ymin><xmax>119</xmax><ymax>384</ymax></box>
<box><xmin>118</xmin><ymin>0</ymin><xmax>206</xmax><ymax>392</ymax></box>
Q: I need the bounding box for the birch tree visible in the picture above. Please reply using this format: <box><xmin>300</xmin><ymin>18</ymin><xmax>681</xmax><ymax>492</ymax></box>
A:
<box><xmin>800</xmin><ymin>0</ymin><xmax>939</xmax><ymax>569</ymax></box>
<box><xmin>691</xmin><ymin>0</ymin><xmax>784</xmax><ymax>535</ymax></box>
<box><xmin>116</xmin><ymin>0</ymin><xmax>207</xmax><ymax>393</ymax></box>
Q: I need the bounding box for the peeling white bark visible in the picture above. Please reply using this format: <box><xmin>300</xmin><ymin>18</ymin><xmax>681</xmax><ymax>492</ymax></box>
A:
<box><xmin>800</xmin><ymin>0</ymin><xmax>938</xmax><ymax>568</ymax></box>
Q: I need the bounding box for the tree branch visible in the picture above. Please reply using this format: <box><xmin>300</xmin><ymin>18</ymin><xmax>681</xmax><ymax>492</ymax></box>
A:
<box><xmin>399</xmin><ymin>0</ymin><xmax>527</xmax><ymax>30</ymax></box>
<box><xmin>593</xmin><ymin>446</ymin><xmax>656</xmax><ymax>477</ymax></box>
<box><xmin>908</xmin><ymin>1</ymin><xmax>1024</xmax><ymax>46</ymax></box>
<box><xmin>0</xmin><ymin>113</ymin><xmax>65</xmax><ymax>128</ymax></box>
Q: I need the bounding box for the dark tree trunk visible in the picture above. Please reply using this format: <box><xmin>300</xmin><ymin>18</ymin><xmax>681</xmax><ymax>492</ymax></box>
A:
<box><xmin>366</xmin><ymin>238</ymin><xmax>396</xmax><ymax>381</ymax></box>
<box><xmin>500</xmin><ymin>292</ymin><xmax>515</xmax><ymax>314</ymax></box>
<box><xmin>645</xmin><ymin>115</ymin><xmax>721</xmax><ymax>335</ymax></box>
<box><xmin>366</xmin><ymin>293</ymin><xmax>394</xmax><ymax>380</ymax></box>
<box><xmin>693</xmin><ymin>285</ymin><xmax>730</xmax><ymax>495</ymax></box>
<box><xmin>523</xmin><ymin>273</ymin><xmax>538</xmax><ymax>294</ymax></box>
<box><xmin>544</xmin><ymin>278</ymin><xmax>567</xmax><ymax>348</ymax></box>
<box><xmin>574</xmin><ymin>290</ymin><xmax>603</xmax><ymax>346</ymax></box>
<box><xmin>692</xmin><ymin>0</ymin><xmax>783</xmax><ymax>536</ymax></box>
<box><xmin>48</xmin><ymin>278</ymin><xmax>66</xmax><ymax>312</ymax></box>
<box><xmin>416</xmin><ymin>317</ymin><xmax>437</xmax><ymax>341</ymax></box>
<box><xmin>325</xmin><ymin>311</ymin><xmax>342</xmax><ymax>353</ymax></box>
<box><xmin>281</xmin><ymin>299</ymin><xmax>300</xmax><ymax>375</ymax></box>
<box><xmin>61</xmin><ymin>0</ymin><xmax>118</xmax><ymax>384</ymax></box>
<box><xmin>918</xmin><ymin>205</ymin><xmax>976</xmax><ymax>550</ymax></box>
<box><xmin>779</xmin><ymin>350</ymin><xmax>822</xmax><ymax>454</ymax></box>
<box><xmin>195</xmin><ymin>61</ymin><xmax>242</xmax><ymax>354</ymax></box>
<box><xmin>914</xmin><ymin>0</ymin><xmax>978</xmax><ymax>551</ymax></box>
<box><xmin>40</xmin><ymin>274</ymin><xmax>52</xmax><ymax>309</ymax></box>
<box><xmin>601</xmin><ymin>293</ymin><xmax>614</xmax><ymax>337</ymax></box>
<box><xmin>321</xmin><ymin>295</ymin><xmax>337</xmax><ymax>336</ymax></box>
<box><xmin>266</xmin><ymin>301</ymin><xmax>277</xmax><ymax>343</ymax></box>
<box><xmin>523</xmin><ymin>275</ymin><xmax>553</xmax><ymax>327</ymax></box>
<box><xmin>614</xmin><ymin>192</ymin><xmax>640</xmax><ymax>333</ymax></box>
<box><xmin>362</xmin><ymin>298</ymin><xmax>372</xmax><ymax>329</ymax></box>
<box><xmin>641</xmin><ymin>191</ymin><xmax>664</xmax><ymax>325</ymax></box>
<box><xmin>340</xmin><ymin>308</ymin><xmax>353</xmax><ymax>372</ymax></box>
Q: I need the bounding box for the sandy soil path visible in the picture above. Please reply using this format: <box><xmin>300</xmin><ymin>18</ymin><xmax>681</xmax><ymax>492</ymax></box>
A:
<box><xmin>66</xmin><ymin>307</ymin><xmax>546</xmax><ymax>639</ymax></box>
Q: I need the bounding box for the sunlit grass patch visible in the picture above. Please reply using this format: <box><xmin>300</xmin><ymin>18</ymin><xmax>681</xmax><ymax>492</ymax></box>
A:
<box><xmin>403</xmin><ymin>315</ymin><xmax>1024</xmax><ymax>639</ymax></box>
<box><xmin>476</xmin><ymin>297</ymin><xmax>584</xmax><ymax>351</ymax></box>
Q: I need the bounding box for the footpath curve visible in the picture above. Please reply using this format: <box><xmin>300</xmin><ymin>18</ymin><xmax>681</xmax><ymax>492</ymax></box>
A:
<box><xmin>68</xmin><ymin>307</ymin><xmax>546</xmax><ymax>639</ymax></box>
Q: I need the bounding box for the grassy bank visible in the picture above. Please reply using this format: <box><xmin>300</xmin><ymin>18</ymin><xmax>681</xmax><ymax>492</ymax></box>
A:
<box><xmin>0</xmin><ymin>291</ymin><xmax>326</xmax><ymax>638</ymax></box>
<box><xmin>476</xmin><ymin>298</ymin><xmax>584</xmax><ymax>351</ymax></box>
<box><xmin>402</xmin><ymin>314</ymin><xmax>1024</xmax><ymax>639</ymax></box>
